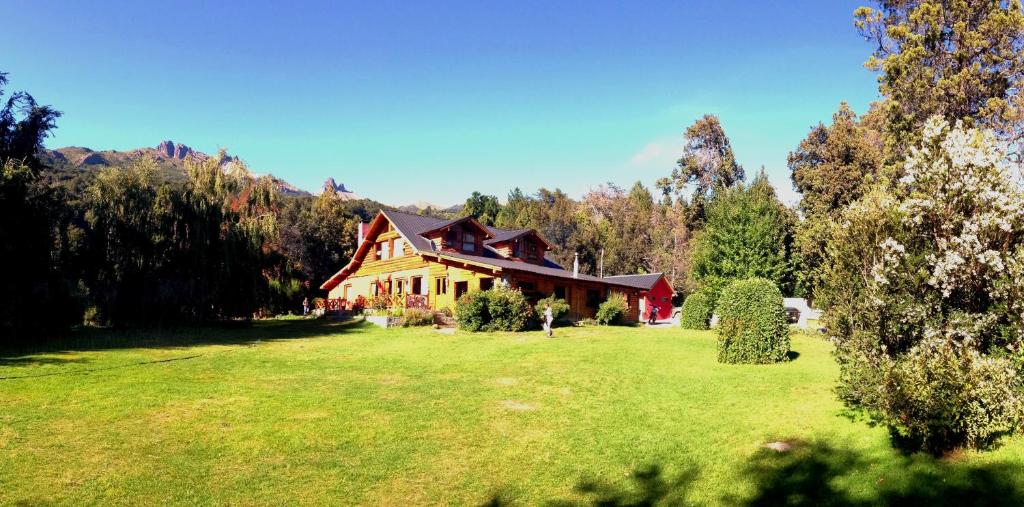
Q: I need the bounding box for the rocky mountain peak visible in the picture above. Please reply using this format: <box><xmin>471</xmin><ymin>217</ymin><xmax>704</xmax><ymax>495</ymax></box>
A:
<box><xmin>323</xmin><ymin>177</ymin><xmax>349</xmax><ymax>193</ymax></box>
<box><xmin>156</xmin><ymin>140</ymin><xmax>199</xmax><ymax>160</ymax></box>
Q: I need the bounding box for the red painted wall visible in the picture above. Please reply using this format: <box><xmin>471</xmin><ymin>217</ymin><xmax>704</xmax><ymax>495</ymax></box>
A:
<box><xmin>641</xmin><ymin>276</ymin><xmax>674</xmax><ymax>320</ymax></box>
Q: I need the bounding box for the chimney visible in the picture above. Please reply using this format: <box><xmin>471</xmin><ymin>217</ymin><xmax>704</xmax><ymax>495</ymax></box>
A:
<box><xmin>573</xmin><ymin>252</ymin><xmax>579</xmax><ymax>278</ymax></box>
<box><xmin>357</xmin><ymin>222</ymin><xmax>370</xmax><ymax>245</ymax></box>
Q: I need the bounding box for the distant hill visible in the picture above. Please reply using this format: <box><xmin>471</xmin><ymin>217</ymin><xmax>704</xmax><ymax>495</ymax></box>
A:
<box><xmin>397</xmin><ymin>201</ymin><xmax>462</xmax><ymax>215</ymax></box>
<box><xmin>39</xmin><ymin>140</ymin><xmax>310</xmax><ymax>197</ymax></box>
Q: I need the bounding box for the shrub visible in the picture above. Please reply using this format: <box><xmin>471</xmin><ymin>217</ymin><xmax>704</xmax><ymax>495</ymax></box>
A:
<box><xmin>401</xmin><ymin>308</ymin><xmax>434</xmax><ymax>327</ymax></box>
<box><xmin>679</xmin><ymin>290</ymin><xmax>714</xmax><ymax>330</ymax></box>
<box><xmin>454</xmin><ymin>285</ymin><xmax>531</xmax><ymax>332</ymax></box>
<box><xmin>821</xmin><ymin>118</ymin><xmax>1024</xmax><ymax>452</ymax></box>
<box><xmin>595</xmin><ymin>295</ymin><xmax>628</xmax><ymax>326</ymax></box>
<box><xmin>716</xmin><ymin>278</ymin><xmax>789</xmax><ymax>364</ymax></box>
<box><xmin>534</xmin><ymin>295</ymin><xmax>570</xmax><ymax>324</ymax></box>
<box><xmin>485</xmin><ymin>285</ymin><xmax>532</xmax><ymax>331</ymax></box>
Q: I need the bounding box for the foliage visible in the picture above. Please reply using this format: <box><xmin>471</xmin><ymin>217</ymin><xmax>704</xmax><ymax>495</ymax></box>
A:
<box><xmin>820</xmin><ymin>117</ymin><xmax>1024</xmax><ymax>452</ymax></box>
<box><xmin>595</xmin><ymin>295</ymin><xmax>628</xmax><ymax>326</ymax></box>
<box><xmin>401</xmin><ymin>308</ymin><xmax>434</xmax><ymax>327</ymax></box>
<box><xmin>855</xmin><ymin>1</ymin><xmax>1024</xmax><ymax>166</ymax></box>
<box><xmin>715</xmin><ymin>278</ymin><xmax>790</xmax><ymax>364</ymax></box>
<box><xmin>788</xmin><ymin>103</ymin><xmax>883</xmax><ymax>299</ymax></box>
<box><xmin>691</xmin><ymin>171</ymin><xmax>795</xmax><ymax>298</ymax></box>
<box><xmin>77</xmin><ymin>154</ymin><xmax>279</xmax><ymax>325</ymax></box>
<box><xmin>277</xmin><ymin>191</ymin><xmax>360</xmax><ymax>296</ymax></box>
<box><xmin>657</xmin><ymin>114</ymin><xmax>745</xmax><ymax>227</ymax></box>
<box><xmin>494</xmin><ymin>183</ymin><xmax>691</xmax><ymax>294</ymax></box>
<box><xmin>0</xmin><ymin>72</ymin><xmax>77</xmax><ymax>339</ymax></box>
<box><xmin>454</xmin><ymin>285</ymin><xmax>532</xmax><ymax>332</ymax></box>
<box><xmin>534</xmin><ymin>295</ymin><xmax>570</xmax><ymax>323</ymax></box>
<box><xmin>463</xmin><ymin>191</ymin><xmax>502</xmax><ymax>226</ymax></box>
<box><xmin>679</xmin><ymin>290</ymin><xmax>714</xmax><ymax>330</ymax></box>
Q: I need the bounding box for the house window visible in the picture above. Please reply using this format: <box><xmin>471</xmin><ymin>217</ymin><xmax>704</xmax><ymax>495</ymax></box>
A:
<box><xmin>586</xmin><ymin>289</ymin><xmax>601</xmax><ymax>309</ymax></box>
<box><xmin>393</xmin><ymin>239</ymin><xmax>404</xmax><ymax>257</ymax></box>
<box><xmin>374</xmin><ymin>242</ymin><xmax>382</xmax><ymax>260</ymax></box>
<box><xmin>527</xmin><ymin>241</ymin><xmax>538</xmax><ymax>260</ymax></box>
<box><xmin>454</xmin><ymin>281</ymin><xmax>469</xmax><ymax>299</ymax></box>
<box><xmin>512</xmin><ymin>240</ymin><xmax>521</xmax><ymax>258</ymax></box>
<box><xmin>381</xmin><ymin>241</ymin><xmax>391</xmax><ymax>260</ymax></box>
<box><xmin>554</xmin><ymin>285</ymin><xmax>566</xmax><ymax>300</ymax></box>
<box><xmin>396</xmin><ymin>279</ymin><xmax>404</xmax><ymax>295</ymax></box>
<box><xmin>518</xmin><ymin>281</ymin><xmax>535</xmax><ymax>292</ymax></box>
<box><xmin>462</xmin><ymin>231</ymin><xmax>476</xmax><ymax>253</ymax></box>
<box><xmin>435</xmin><ymin>277</ymin><xmax>448</xmax><ymax>295</ymax></box>
<box><xmin>385</xmin><ymin>280</ymin><xmax>393</xmax><ymax>294</ymax></box>
<box><xmin>480</xmin><ymin>278</ymin><xmax>494</xmax><ymax>291</ymax></box>
<box><xmin>412</xmin><ymin>276</ymin><xmax>423</xmax><ymax>295</ymax></box>
<box><xmin>371</xmin><ymin>281</ymin><xmax>379</xmax><ymax>296</ymax></box>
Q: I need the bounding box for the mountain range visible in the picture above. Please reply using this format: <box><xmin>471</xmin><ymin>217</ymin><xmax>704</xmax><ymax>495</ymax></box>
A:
<box><xmin>39</xmin><ymin>140</ymin><xmax>462</xmax><ymax>211</ymax></box>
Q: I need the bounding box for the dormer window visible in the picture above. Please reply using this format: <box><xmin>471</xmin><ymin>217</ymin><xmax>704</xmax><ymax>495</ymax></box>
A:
<box><xmin>527</xmin><ymin>241</ymin><xmax>538</xmax><ymax>261</ymax></box>
<box><xmin>462</xmin><ymin>231</ymin><xmax>476</xmax><ymax>253</ymax></box>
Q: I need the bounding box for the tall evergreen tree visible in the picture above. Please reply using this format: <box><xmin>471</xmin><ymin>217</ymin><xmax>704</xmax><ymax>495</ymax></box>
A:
<box><xmin>856</xmin><ymin>0</ymin><xmax>1024</xmax><ymax>166</ymax></box>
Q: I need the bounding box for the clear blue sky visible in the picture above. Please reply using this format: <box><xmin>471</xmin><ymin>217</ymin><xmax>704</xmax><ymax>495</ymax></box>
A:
<box><xmin>3</xmin><ymin>0</ymin><xmax>879</xmax><ymax>206</ymax></box>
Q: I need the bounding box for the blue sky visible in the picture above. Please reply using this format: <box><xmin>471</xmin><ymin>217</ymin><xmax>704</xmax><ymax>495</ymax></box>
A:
<box><xmin>3</xmin><ymin>1</ymin><xmax>879</xmax><ymax>206</ymax></box>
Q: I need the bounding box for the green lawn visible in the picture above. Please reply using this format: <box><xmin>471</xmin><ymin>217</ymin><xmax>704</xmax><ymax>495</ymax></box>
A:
<box><xmin>2</xmin><ymin>320</ymin><xmax>1023</xmax><ymax>506</ymax></box>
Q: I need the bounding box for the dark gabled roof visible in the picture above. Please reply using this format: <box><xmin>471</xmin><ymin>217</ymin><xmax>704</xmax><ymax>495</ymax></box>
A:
<box><xmin>380</xmin><ymin>209</ymin><xmax>450</xmax><ymax>252</ymax></box>
<box><xmin>602</xmin><ymin>273</ymin><xmax>666</xmax><ymax>290</ymax></box>
<box><xmin>484</xmin><ymin>227</ymin><xmax>531</xmax><ymax>244</ymax></box>
<box><xmin>427</xmin><ymin>250</ymin><xmax>639</xmax><ymax>289</ymax></box>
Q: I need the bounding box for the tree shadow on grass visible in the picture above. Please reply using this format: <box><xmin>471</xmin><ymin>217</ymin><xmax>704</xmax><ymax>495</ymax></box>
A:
<box><xmin>786</xmin><ymin>351</ymin><xmax>801</xmax><ymax>361</ymax></box>
<box><xmin>733</xmin><ymin>440</ymin><xmax>1024</xmax><ymax>506</ymax></box>
<box><xmin>0</xmin><ymin>355</ymin><xmax>90</xmax><ymax>367</ymax></box>
<box><xmin>0</xmin><ymin>317</ymin><xmax>368</xmax><ymax>358</ymax></box>
<box><xmin>481</xmin><ymin>440</ymin><xmax>1024</xmax><ymax>507</ymax></box>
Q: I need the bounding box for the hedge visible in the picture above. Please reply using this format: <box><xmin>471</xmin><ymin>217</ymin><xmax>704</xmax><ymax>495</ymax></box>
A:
<box><xmin>679</xmin><ymin>290</ymin><xmax>714</xmax><ymax>330</ymax></box>
<box><xmin>454</xmin><ymin>285</ymin><xmax>532</xmax><ymax>332</ymax></box>
<box><xmin>595</xmin><ymin>295</ymin><xmax>628</xmax><ymax>325</ymax></box>
<box><xmin>716</xmin><ymin>278</ymin><xmax>789</xmax><ymax>364</ymax></box>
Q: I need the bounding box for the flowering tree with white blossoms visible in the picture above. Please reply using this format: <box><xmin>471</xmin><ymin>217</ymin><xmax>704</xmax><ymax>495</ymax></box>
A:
<box><xmin>821</xmin><ymin>116</ymin><xmax>1024</xmax><ymax>453</ymax></box>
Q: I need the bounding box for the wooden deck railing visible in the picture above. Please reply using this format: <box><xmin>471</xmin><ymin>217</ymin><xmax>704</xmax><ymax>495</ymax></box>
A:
<box><xmin>320</xmin><ymin>294</ymin><xmax>429</xmax><ymax>312</ymax></box>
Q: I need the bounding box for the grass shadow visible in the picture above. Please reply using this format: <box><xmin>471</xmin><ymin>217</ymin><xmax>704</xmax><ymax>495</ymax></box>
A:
<box><xmin>731</xmin><ymin>440</ymin><xmax>1024</xmax><ymax>506</ymax></box>
<box><xmin>0</xmin><ymin>355</ymin><xmax>90</xmax><ymax>367</ymax></box>
<box><xmin>482</xmin><ymin>441</ymin><xmax>1024</xmax><ymax>506</ymax></box>
<box><xmin>786</xmin><ymin>351</ymin><xmax>801</xmax><ymax>361</ymax></box>
<box><xmin>0</xmin><ymin>317</ymin><xmax>367</xmax><ymax>357</ymax></box>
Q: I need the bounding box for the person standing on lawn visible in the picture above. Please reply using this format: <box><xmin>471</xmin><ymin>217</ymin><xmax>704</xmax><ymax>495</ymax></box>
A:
<box><xmin>302</xmin><ymin>297</ymin><xmax>310</xmax><ymax>315</ymax></box>
<box><xmin>543</xmin><ymin>303</ymin><xmax>554</xmax><ymax>337</ymax></box>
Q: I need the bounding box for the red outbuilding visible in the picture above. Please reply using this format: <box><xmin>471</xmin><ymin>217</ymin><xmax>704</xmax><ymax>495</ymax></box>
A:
<box><xmin>603</xmin><ymin>273</ymin><xmax>674</xmax><ymax>321</ymax></box>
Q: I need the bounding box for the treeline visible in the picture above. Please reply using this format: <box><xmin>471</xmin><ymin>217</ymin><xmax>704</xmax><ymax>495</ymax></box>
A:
<box><xmin>0</xmin><ymin>70</ymin><xmax>386</xmax><ymax>337</ymax></box>
<box><xmin>457</xmin><ymin>114</ymin><xmax>797</xmax><ymax>301</ymax></box>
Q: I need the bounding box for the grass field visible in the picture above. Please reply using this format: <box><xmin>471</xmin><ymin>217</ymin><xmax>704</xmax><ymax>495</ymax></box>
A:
<box><xmin>2</xmin><ymin>319</ymin><xmax>1023</xmax><ymax>506</ymax></box>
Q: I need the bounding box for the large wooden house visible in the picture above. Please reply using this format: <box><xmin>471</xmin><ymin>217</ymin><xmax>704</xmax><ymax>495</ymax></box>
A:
<box><xmin>320</xmin><ymin>209</ymin><xmax>642</xmax><ymax>321</ymax></box>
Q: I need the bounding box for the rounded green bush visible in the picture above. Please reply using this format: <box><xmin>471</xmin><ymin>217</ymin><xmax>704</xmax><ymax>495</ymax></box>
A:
<box><xmin>716</xmin><ymin>278</ymin><xmax>789</xmax><ymax>364</ymax></box>
<box><xmin>595</xmin><ymin>296</ymin><xmax>628</xmax><ymax>326</ymax></box>
<box><xmin>454</xmin><ymin>285</ymin><xmax>531</xmax><ymax>332</ymax></box>
<box><xmin>679</xmin><ymin>290</ymin><xmax>714</xmax><ymax>330</ymax></box>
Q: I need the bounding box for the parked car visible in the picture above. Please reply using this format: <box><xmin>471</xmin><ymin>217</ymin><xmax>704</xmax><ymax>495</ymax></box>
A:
<box><xmin>784</xmin><ymin>307</ymin><xmax>801</xmax><ymax>324</ymax></box>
